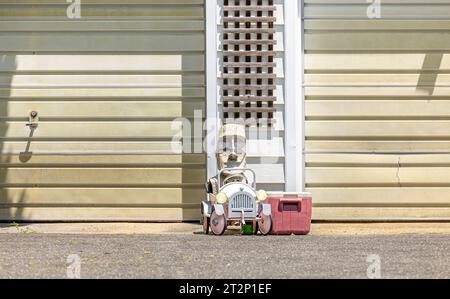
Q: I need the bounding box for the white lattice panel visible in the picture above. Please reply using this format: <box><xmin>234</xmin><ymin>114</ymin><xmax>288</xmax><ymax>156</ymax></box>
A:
<box><xmin>221</xmin><ymin>0</ymin><xmax>277</xmax><ymax>126</ymax></box>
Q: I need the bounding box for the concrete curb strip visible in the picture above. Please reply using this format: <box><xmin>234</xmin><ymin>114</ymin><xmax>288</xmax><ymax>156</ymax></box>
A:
<box><xmin>1</xmin><ymin>223</ymin><xmax>450</xmax><ymax>236</ymax></box>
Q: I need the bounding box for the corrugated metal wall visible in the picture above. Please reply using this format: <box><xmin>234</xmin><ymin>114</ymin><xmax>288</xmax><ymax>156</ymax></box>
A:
<box><xmin>217</xmin><ymin>0</ymin><xmax>286</xmax><ymax>191</ymax></box>
<box><xmin>304</xmin><ymin>0</ymin><xmax>450</xmax><ymax>220</ymax></box>
<box><xmin>0</xmin><ymin>0</ymin><xmax>205</xmax><ymax>221</ymax></box>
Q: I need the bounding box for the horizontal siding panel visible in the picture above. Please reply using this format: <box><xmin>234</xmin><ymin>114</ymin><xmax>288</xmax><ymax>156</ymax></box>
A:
<box><xmin>0</xmin><ymin>54</ymin><xmax>205</xmax><ymax>72</ymax></box>
<box><xmin>1</xmin><ymin>75</ymin><xmax>204</xmax><ymax>87</ymax></box>
<box><xmin>304</xmin><ymin>3</ymin><xmax>450</xmax><ymax>19</ymax></box>
<box><xmin>0</xmin><ymin>5</ymin><xmax>204</xmax><ymax>19</ymax></box>
<box><xmin>0</xmin><ymin>154</ymin><xmax>205</xmax><ymax>166</ymax></box>
<box><xmin>305</xmin><ymin>74</ymin><xmax>450</xmax><ymax>87</ymax></box>
<box><xmin>307</xmin><ymin>187</ymin><xmax>450</xmax><ymax>207</ymax></box>
<box><xmin>0</xmin><ymin>168</ymin><xmax>205</xmax><ymax>185</ymax></box>
<box><xmin>0</xmin><ymin>0</ymin><xmax>204</xmax><ymax>3</ymax></box>
<box><xmin>313</xmin><ymin>207</ymin><xmax>450</xmax><ymax>221</ymax></box>
<box><xmin>0</xmin><ymin>0</ymin><xmax>204</xmax><ymax>4</ymax></box>
<box><xmin>0</xmin><ymin>188</ymin><xmax>204</xmax><ymax>206</ymax></box>
<box><xmin>0</xmin><ymin>141</ymin><xmax>183</xmax><ymax>154</ymax></box>
<box><xmin>0</xmin><ymin>122</ymin><xmax>182</xmax><ymax>139</ymax></box>
<box><xmin>307</xmin><ymin>168</ymin><xmax>400</xmax><ymax>186</ymax></box>
<box><xmin>305</xmin><ymin>54</ymin><xmax>450</xmax><ymax>71</ymax></box>
<box><xmin>0</xmin><ymin>21</ymin><xmax>205</xmax><ymax>32</ymax></box>
<box><xmin>306</xmin><ymin>100</ymin><xmax>450</xmax><ymax>119</ymax></box>
<box><xmin>0</xmin><ymin>101</ymin><xmax>205</xmax><ymax>119</ymax></box>
<box><xmin>305</xmin><ymin>0</ymin><xmax>450</xmax><ymax>3</ymax></box>
<box><xmin>306</xmin><ymin>121</ymin><xmax>450</xmax><ymax>138</ymax></box>
<box><xmin>0</xmin><ymin>88</ymin><xmax>204</xmax><ymax>98</ymax></box>
<box><xmin>306</xmin><ymin>167</ymin><xmax>450</xmax><ymax>186</ymax></box>
<box><xmin>305</xmin><ymin>87</ymin><xmax>450</xmax><ymax>97</ymax></box>
<box><xmin>306</xmin><ymin>141</ymin><xmax>450</xmax><ymax>152</ymax></box>
<box><xmin>0</xmin><ymin>207</ymin><xmax>200</xmax><ymax>222</ymax></box>
<box><xmin>0</xmin><ymin>32</ymin><xmax>204</xmax><ymax>52</ymax></box>
<box><xmin>306</xmin><ymin>154</ymin><xmax>450</xmax><ymax>166</ymax></box>
<box><xmin>305</xmin><ymin>20</ymin><xmax>450</xmax><ymax>31</ymax></box>
<box><xmin>305</xmin><ymin>32</ymin><xmax>450</xmax><ymax>51</ymax></box>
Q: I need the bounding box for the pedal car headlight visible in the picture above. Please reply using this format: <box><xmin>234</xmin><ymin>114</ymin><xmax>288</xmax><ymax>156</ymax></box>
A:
<box><xmin>216</xmin><ymin>192</ymin><xmax>228</xmax><ymax>204</ymax></box>
<box><xmin>256</xmin><ymin>190</ymin><xmax>268</xmax><ymax>202</ymax></box>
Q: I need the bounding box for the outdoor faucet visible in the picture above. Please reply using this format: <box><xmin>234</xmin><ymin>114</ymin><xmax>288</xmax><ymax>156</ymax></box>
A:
<box><xmin>26</xmin><ymin>111</ymin><xmax>39</xmax><ymax>129</ymax></box>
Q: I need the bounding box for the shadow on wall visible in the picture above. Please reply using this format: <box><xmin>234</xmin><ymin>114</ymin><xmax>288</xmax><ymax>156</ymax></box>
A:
<box><xmin>182</xmin><ymin>53</ymin><xmax>206</xmax><ymax>222</ymax></box>
<box><xmin>0</xmin><ymin>54</ymin><xmax>26</xmax><ymax>222</ymax></box>
<box><xmin>417</xmin><ymin>53</ymin><xmax>444</xmax><ymax>96</ymax></box>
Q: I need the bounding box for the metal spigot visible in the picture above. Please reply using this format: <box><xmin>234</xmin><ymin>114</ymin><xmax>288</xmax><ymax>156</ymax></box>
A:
<box><xmin>26</xmin><ymin>111</ymin><xmax>39</xmax><ymax>128</ymax></box>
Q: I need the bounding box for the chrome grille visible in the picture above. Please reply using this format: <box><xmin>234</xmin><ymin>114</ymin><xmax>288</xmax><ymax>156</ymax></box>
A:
<box><xmin>230</xmin><ymin>192</ymin><xmax>255</xmax><ymax>211</ymax></box>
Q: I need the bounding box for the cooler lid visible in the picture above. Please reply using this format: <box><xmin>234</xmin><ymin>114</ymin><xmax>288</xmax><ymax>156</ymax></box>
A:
<box><xmin>267</xmin><ymin>192</ymin><xmax>312</xmax><ymax>197</ymax></box>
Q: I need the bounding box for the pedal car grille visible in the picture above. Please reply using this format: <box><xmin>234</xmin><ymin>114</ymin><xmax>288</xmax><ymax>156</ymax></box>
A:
<box><xmin>231</xmin><ymin>193</ymin><xmax>254</xmax><ymax>209</ymax></box>
<box><xmin>228</xmin><ymin>192</ymin><xmax>258</xmax><ymax>218</ymax></box>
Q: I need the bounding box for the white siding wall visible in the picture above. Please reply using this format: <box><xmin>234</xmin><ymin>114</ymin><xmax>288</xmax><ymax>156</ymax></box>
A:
<box><xmin>304</xmin><ymin>0</ymin><xmax>450</xmax><ymax>220</ymax></box>
<box><xmin>0</xmin><ymin>0</ymin><xmax>206</xmax><ymax>221</ymax></box>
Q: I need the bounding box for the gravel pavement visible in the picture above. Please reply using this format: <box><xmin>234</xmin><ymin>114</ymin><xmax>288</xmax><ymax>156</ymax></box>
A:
<box><xmin>0</xmin><ymin>232</ymin><xmax>449</xmax><ymax>279</ymax></box>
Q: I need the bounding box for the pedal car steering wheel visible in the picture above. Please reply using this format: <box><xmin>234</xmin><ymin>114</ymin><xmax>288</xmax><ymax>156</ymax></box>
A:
<box><xmin>223</xmin><ymin>174</ymin><xmax>248</xmax><ymax>185</ymax></box>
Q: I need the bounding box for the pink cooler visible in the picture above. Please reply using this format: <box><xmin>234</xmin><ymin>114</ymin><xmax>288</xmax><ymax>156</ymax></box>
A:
<box><xmin>268</xmin><ymin>192</ymin><xmax>312</xmax><ymax>235</ymax></box>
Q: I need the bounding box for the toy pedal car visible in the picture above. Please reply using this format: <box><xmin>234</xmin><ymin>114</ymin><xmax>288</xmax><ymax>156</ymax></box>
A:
<box><xmin>201</xmin><ymin>124</ymin><xmax>273</xmax><ymax>235</ymax></box>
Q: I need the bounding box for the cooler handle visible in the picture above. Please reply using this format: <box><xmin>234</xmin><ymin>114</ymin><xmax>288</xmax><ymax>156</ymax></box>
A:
<box><xmin>278</xmin><ymin>198</ymin><xmax>302</xmax><ymax>212</ymax></box>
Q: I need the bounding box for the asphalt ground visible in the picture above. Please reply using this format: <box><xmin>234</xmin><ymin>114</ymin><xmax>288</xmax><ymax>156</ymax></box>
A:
<box><xmin>0</xmin><ymin>233</ymin><xmax>448</xmax><ymax>279</ymax></box>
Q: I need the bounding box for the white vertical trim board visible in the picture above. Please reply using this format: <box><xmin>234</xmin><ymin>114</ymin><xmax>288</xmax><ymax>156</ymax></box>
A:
<box><xmin>206</xmin><ymin>0</ymin><xmax>219</xmax><ymax>179</ymax></box>
<box><xmin>299</xmin><ymin>0</ymin><xmax>305</xmax><ymax>191</ymax></box>
<box><xmin>284</xmin><ymin>0</ymin><xmax>303</xmax><ymax>192</ymax></box>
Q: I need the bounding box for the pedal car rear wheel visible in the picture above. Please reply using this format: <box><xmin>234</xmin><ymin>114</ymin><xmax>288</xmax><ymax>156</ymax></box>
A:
<box><xmin>210</xmin><ymin>210</ymin><xmax>226</xmax><ymax>235</ymax></box>
<box><xmin>258</xmin><ymin>214</ymin><xmax>273</xmax><ymax>236</ymax></box>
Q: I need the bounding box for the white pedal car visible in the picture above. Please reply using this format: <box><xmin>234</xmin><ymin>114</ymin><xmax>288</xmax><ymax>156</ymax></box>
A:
<box><xmin>201</xmin><ymin>124</ymin><xmax>273</xmax><ymax>235</ymax></box>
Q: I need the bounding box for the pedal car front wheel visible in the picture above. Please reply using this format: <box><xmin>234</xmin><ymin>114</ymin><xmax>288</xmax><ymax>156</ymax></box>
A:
<box><xmin>258</xmin><ymin>214</ymin><xmax>273</xmax><ymax>236</ymax></box>
<box><xmin>210</xmin><ymin>210</ymin><xmax>226</xmax><ymax>235</ymax></box>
